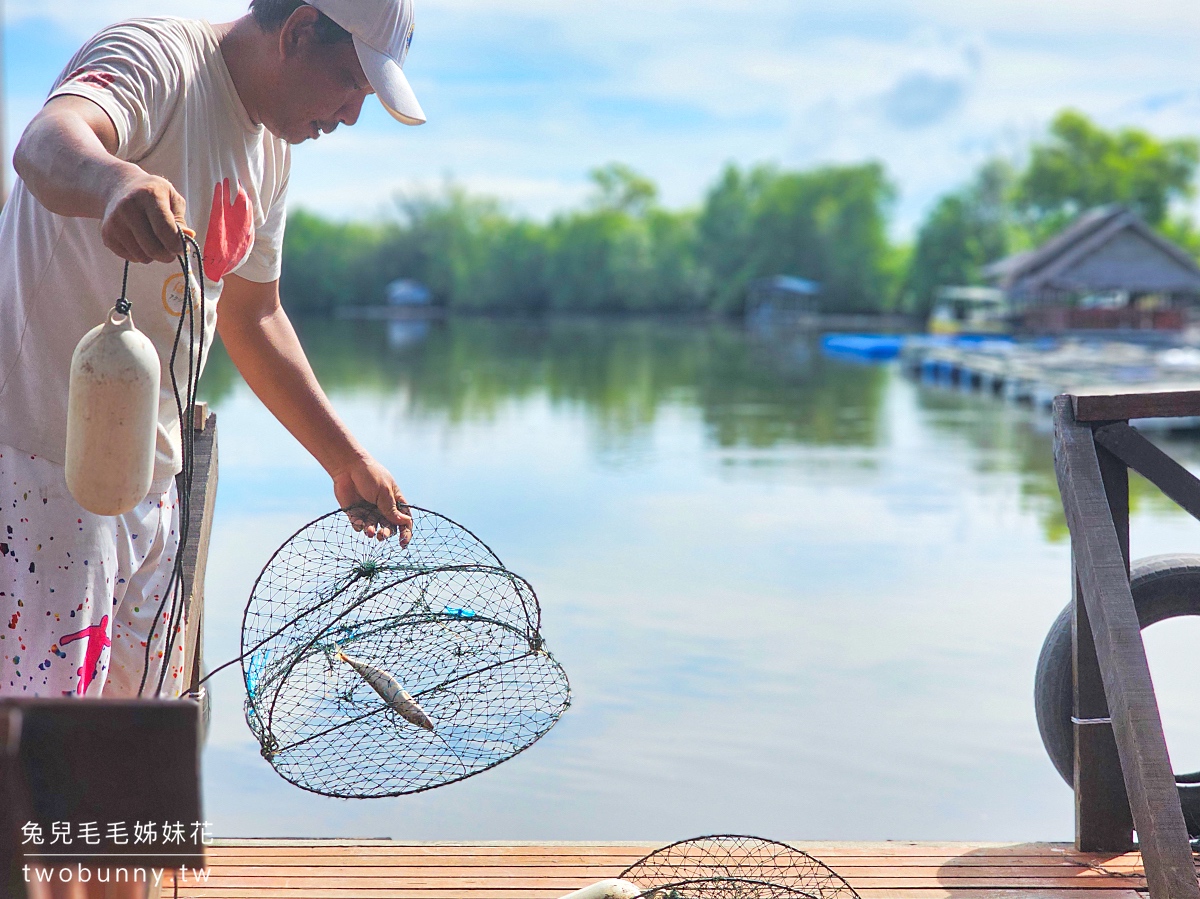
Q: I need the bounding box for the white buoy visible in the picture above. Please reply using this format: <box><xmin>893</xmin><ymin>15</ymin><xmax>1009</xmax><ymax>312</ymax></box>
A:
<box><xmin>65</xmin><ymin>306</ymin><xmax>161</xmax><ymax>516</ymax></box>
<box><xmin>558</xmin><ymin>880</ymin><xmax>643</xmax><ymax>899</ymax></box>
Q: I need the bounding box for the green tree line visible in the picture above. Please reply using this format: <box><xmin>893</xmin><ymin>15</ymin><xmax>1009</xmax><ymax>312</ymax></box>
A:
<box><xmin>280</xmin><ymin>110</ymin><xmax>1200</xmax><ymax>318</ymax></box>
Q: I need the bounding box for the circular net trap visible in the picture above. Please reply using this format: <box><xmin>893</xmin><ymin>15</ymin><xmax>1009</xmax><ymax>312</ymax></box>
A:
<box><xmin>620</xmin><ymin>835</ymin><xmax>862</xmax><ymax>899</ymax></box>
<box><xmin>239</xmin><ymin>505</ymin><xmax>571</xmax><ymax>798</ymax></box>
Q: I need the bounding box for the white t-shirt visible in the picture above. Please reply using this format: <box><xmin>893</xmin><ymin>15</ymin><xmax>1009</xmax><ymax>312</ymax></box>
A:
<box><xmin>0</xmin><ymin>17</ymin><xmax>290</xmax><ymax>482</ymax></box>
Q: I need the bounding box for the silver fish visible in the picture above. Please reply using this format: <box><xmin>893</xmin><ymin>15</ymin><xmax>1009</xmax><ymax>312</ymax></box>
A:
<box><xmin>336</xmin><ymin>647</ymin><xmax>435</xmax><ymax>732</ymax></box>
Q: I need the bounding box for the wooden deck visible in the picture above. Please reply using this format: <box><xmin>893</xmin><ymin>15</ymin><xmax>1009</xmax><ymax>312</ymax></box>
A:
<box><xmin>170</xmin><ymin>840</ymin><xmax>1159</xmax><ymax>898</ymax></box>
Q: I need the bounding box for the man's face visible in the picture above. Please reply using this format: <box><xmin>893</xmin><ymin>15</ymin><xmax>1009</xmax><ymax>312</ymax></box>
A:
<box><xmin>263</xmin><ymin>32</ymin><xmax>375</xmax><ymax>145</ymax></box>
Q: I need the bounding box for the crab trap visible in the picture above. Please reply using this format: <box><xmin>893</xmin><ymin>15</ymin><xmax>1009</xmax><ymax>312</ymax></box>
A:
<box><xmin>618</xmin><ymin>835</ymin><xmax>862</xmax><ymax>899</ymax></box>
<box><xmin>232</xmin><ymin>505</ymin><xmax>570</xmax><ymax>798</ymax></box>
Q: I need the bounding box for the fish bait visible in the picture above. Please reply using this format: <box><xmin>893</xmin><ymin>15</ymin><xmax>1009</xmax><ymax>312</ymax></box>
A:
<box><xmin>336</xmin><ymin>647</ymin><xmax>435</xmax><ymax>732</ymax></box>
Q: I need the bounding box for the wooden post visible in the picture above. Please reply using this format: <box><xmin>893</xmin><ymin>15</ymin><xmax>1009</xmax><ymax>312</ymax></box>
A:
<box><xmin>1053</xmin><ymin>397</ymin><xmax>1198</xmax><ymax>899</ymax></box>
<box><xmin>1072</xmin><ymin>425</ymin><xmax>1135</xmax><ymax>850</ymax></box>
<box><xmin>1073</xmin><ymin>436</ymin><xmax>1136</xmax><ymax>849</ymax></box>
<box><xmin>178</xmin><ymin>407</ymin><xmax>217</xmax><ymax>696</ymax></box>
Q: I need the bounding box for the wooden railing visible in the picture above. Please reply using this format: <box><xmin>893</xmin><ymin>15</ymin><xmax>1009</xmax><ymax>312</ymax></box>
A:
<box><xmin>1054</xmin><ymin>390</ymin><xmax>1200</xmax><ymax>899</ymax></box>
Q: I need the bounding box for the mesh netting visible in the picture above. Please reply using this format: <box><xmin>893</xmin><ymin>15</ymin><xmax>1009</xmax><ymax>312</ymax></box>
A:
<box><xmin>620</xmin><ymin>835</ymin><xmax>861</xmax><ymax>899</ymax></box>
<box><xmin>240</xmin><ymin>506</ymin><xmax>570</xmax><ymax>798</ymax></box>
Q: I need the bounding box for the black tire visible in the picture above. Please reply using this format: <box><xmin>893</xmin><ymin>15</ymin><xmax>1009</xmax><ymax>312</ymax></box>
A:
<box><xmin>1034</xmin><ymin>554</ymin><xmax>1200</xmax><ymax>836</ymax></box>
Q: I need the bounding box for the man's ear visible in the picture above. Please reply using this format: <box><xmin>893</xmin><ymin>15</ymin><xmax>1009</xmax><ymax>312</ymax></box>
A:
<box><xmin>279</xmin><ymin>4</ymin><xmax>322</xmax><ymax>58</ymax></box>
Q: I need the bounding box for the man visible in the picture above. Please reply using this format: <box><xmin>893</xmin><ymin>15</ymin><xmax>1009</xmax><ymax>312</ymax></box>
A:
<box><xmin>0</xmin><ymin>0</ymin><xmax>421</xmax><ymax>701</ymax></box>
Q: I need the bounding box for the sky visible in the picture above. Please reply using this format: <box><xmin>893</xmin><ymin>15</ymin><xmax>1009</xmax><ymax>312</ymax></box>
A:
<box><xmin>4</xmin><ymin>0</ymin><xmax>1200</xmax><ymax>235</ymax></box>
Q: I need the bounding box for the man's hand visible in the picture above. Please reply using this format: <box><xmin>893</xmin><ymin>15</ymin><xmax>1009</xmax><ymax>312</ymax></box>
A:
<box><xmin>101</xmin><ymin>169</ymin><xmax>187</xmax><ymax>264</ymax></box>
<box><xmin>15</xmin><ymin>95</ymin><xmax>186</xmax><ymax>263</ymax></box>
<box><xmin>331</xmin><ymin>454</ymin><xmax>413</xmax><ymax>544</ymax></box>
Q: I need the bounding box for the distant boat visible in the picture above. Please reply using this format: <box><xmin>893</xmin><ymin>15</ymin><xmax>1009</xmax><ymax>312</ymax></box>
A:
<box><xmin>821</xmin><ymin>333</ymin><xmax>905</xmax><ymax>360</ymax></box>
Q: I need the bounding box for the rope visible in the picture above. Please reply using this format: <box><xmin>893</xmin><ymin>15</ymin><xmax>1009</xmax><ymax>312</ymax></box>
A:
<box><xmin>135</xmin><ymin>227</ymin><xmax>208</xmax><ymax>697</ymax></box>
<box><xmin>115</xmin><ymin>261</ymin><xmax>132</xmax><ymax>315</ymax></box>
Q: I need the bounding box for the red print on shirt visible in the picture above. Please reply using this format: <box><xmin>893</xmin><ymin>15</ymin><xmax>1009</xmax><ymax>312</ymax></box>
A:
<box><xmin>203</xmin><ymin>178</ymin><xmax>255</xmax><ymax>282</ymax></box>
<box><xmin>66</xmin><ymin>67</ymin><xmax>117</xmax><ymax>89</ymax></box>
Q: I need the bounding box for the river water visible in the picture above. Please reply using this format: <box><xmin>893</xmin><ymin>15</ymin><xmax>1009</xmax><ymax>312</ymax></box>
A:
<box><xmin>197</xmin><ymin>317</ymin><xmax>1200</xmax><ymax>841</ymax></box>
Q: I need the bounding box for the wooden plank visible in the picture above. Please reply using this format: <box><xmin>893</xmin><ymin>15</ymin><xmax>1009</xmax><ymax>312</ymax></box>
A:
<box><xmin>1093</xmin><ymin>422</ymin><xmax>1200</xmax><ymax>522</ymax></box>
<box><xmin>177</xmin><ymin>865</ymin><xmax>1144</xmax><ymax>880</ymax></box>
<box><xmin>178</xmin><ymin>411</ymin><xmax>217</xmax><ymax>695</ymax></box>
<box><xmin>167</xmin><ymin>880</ymin><xmax>1149</xmax><ymax>893</ymax></box>
<box><xmin>186</xmin><ymin>839</ymin><xmax>1160</xmax><ymax>899</ymax></box>
<box><xmin>171</xmin><ymin>889</ymin><xmax>1150</xmax><ymax>899</ymax></box>
<box><xmin>165</xmin><ymin>843</ymin><xmax>1165</xmax><ymax>899</ymax></box>
<box><xmin>1052</xmin><ymin>397</ymin><xmax>1199</xmax><ymax>899</ymax></box>
<box><xmin>194</xmin><ymin>844</ymin><xmax>1147</xmax><ymax>861</ymax></box>
<box><xmin>199</xmin><ymin>844</ymin><xmax>1145</xmax><ymax>856</ymax></box>
<box><xmin>182</xmin><ymin>893</ymin><xmax>1146</xmax><ymax>898</ymax></box>
<box><xmin>193</xmin><ymin>857</ymin><xmax>1147</xmax><ymax>870</ymax></box>
<box><xmin>180</xmin><ymin>892</ymin><xmax>1148</xmax><ymax>897</ymax></box>
<box><xmin>1074</xmin><ymin>441</ymin><xmax>1135</xmax><ymax>852</ymax></box>
<box><xmin>1072</xmin><ymin>389</ymin><xmax>1200</xmax><ymax>422</ymax></box>
<box><xmin>204</xmin><ymin>841</ymin><xmax>1113</xmax><ymax>854</ymax></box>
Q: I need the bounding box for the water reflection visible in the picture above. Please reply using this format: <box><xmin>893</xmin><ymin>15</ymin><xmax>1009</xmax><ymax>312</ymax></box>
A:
<box><xmin>203</xmin><ymin>317</ymin><xmax>889</xmax><ymax>451</ymax></box>
<box><xmin>196</xmin><ymin>317</ymin><xmax>1200</xmax><ymax>842</ymax></box>
<box><xmin>913</xmin><ymin>378</ymin><xmax>1190</xmax><ymax>540</ymax></box>
<box><xmin>200</xmin><ymin>317</ymin><xmax>1197</xmax><ymax>539</ymax></box>
<box><xmin>387</xmin><ymin>319</ymin><xmax>431</xmax><ymax>349</ymax></box>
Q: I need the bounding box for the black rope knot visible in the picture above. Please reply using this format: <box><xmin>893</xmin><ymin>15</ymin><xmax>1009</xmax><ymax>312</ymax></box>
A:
<box><xmin>115</xmin><ymin>260</ymin><xmax>132</xmax><ymax>315</ymax></box>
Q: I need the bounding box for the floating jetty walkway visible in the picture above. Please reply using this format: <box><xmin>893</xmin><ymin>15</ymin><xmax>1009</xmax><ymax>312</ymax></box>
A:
<box><xmin>821</xmin><ymin>333</ymin><xmax>1200</xmax><ymax>417</ymax></box>
<box><xmin>899</xmin><ymin>339</ymin><xmax>1200</xmax><ymax>413</ymax></box>
<box><xmin>903</xmin><ymin>340</ymin><xmax>1200</xmax><ymax>410</ymax></box>
<box><xmin>175</xmin><ymin>839</ymin><xmax>1159</xmax><ymax>898</ymax></box>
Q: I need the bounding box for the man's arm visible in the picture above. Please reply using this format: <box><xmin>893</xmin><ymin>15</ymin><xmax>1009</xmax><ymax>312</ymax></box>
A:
<box><xmin>216</xmin><ymin>273</ymin><xmax>412</xmax><ymax>541</ymax></box>
<box><xmin>14</xmin><ymin>95</ymin><xmax>186</xmax><ymax>263</ymax></box>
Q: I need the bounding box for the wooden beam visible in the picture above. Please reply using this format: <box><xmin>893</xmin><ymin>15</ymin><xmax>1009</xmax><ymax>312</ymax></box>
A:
<box><xmin>1072</xmin><ymin>389</ymin><xmax>1200</xmax><ymax>422</ymax></box>
<box><xmin>1094</xmin><ymin>422</ymin><xmax>1200</xmax><ymax>522</ymax></box>
<box><xmin>1053</xmin><ymin>397</ymin><xmax>1198</xmax><ymax>899</ymax></box>
<box><xmin>178</xmin><ymin>411</ymin><xmax>217</xmax><ymax>695</ymax></box>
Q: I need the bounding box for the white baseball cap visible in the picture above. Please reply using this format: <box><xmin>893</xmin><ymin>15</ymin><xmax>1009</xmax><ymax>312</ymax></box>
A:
<box><xmin>306</xmin><ymin>0</ymin><xmax>426</xmax><ymax>125</ymax></box>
